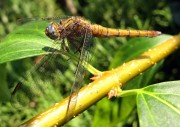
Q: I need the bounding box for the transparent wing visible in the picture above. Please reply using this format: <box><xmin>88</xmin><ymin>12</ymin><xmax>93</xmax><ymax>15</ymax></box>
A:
<box><xmin>17</xmin><ymin>16</ymin><xmax>71</xmax><ymax>25</ymax></box>
<box><xmin>11</xmin><ymin>40</ymin><xmax>64</xmax><ymax>108</ymax></box>
<box><xmin>66</xmin><ymin>25</ymin><xmax>92</xmax><ymax>121</ymax></box>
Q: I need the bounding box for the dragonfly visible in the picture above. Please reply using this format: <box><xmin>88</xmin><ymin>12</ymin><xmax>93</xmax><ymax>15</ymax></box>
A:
<box><xmin>12</xmin><ymin>16</ymin><xmax>161</xmax><ymax>121</ymax></box>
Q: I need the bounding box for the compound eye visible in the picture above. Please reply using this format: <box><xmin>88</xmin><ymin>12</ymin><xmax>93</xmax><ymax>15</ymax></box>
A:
<box><xmin>45</xmin><ymin>22</ymin><xmax>59</xmax><ymax>40</ymax></box>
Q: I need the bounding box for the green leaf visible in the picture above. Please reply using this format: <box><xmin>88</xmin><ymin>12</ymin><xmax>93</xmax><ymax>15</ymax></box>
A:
<box><xmin>109</xmin><ymin>34</ymin><xmax>171</xmax><ymax>68</ymax></box>
<box><xmin>0</xmin><ymin>20</ymin><xmax>100</xmax><ymax>74</ymax></box>
<box><xmin>137</xmin><ymin>81</ymin><xmax>180</xmax><ymax>127</ymax></box>
<box><xmin>0</xmin><ymin>20</ymin><xmax>54</xmax><ymax>64</ymax></box>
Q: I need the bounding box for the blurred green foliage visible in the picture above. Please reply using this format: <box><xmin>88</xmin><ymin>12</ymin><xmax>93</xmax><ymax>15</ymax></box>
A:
<box><xmin>0</xmin><ymin>0</ymin><xmax>179</xmax><ymax>127</ymax></box>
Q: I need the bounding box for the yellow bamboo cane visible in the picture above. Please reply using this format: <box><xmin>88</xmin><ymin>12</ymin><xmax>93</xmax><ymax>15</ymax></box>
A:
<box><xmin>20</xmin><ymin>34</ymin><xmax>180</xmax><ymax>127</ymax></box>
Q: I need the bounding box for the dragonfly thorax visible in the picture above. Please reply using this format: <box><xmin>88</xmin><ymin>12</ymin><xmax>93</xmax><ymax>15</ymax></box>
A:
<box><xmin>45</xmin><ymin>22</ymin><xmax>60</xmax><ymax>40</ymax></box>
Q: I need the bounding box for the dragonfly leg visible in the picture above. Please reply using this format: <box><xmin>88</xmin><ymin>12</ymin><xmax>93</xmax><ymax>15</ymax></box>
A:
<box><xmin>62</xmin><ymin>39</ymin><xmax>67</xmax><ymax>52</ymax></box>
<box><xmin>71</xmin><ymin>41</ymin><xmax>82</xmax><ymax>53</ymax></box>
<box><xmin>53</xmin><ymin>39</ymin><xmax>68</xmax><ymax>55</ymax></box>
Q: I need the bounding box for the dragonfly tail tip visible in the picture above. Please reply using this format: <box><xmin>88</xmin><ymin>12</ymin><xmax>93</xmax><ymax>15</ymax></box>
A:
<box><xmin>156</xmin><ymin>31</ymin><xmax>162</xmax><ymax>36</ymax></box>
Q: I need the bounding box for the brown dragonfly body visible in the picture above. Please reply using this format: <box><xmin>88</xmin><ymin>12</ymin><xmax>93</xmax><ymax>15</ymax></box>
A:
<box><xmin>45</xmin><ymin>16</ymin><xmax>161</xmax><ymax>41</ymax></box>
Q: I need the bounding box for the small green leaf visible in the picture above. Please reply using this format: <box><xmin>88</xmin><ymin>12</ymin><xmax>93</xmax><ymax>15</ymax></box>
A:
<box><xmin>0</xmin><ymin>21</ymin><xmax>55</xmax><ymax>64</ymax></box>
<box><xmin>137</xmin><ymin>81</ymin><xmax>180</xmax><ymax>127</ymax></box>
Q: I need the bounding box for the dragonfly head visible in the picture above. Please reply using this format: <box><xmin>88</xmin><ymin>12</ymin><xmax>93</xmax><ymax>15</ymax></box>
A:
<box><xmin>45</xmin><ymin>22</ymin><xmax>60</xmax><ymax>40</ymax></box>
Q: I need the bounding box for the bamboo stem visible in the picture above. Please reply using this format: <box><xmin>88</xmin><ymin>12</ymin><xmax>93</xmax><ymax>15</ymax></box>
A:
<box><xmin>20</xmin><ymin>34</ymin><xmax>180</xmax><ymax>127</ymax></box>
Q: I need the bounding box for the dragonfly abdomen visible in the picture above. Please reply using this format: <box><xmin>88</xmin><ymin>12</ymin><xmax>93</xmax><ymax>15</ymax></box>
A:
<box><xmin>91</xmin><ymin>24</ymin><xmax>161</xmax><ymax>38</ymax></box>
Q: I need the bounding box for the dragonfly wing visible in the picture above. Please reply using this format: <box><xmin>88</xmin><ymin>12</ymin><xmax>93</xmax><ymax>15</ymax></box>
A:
<box><xmin>66</xmin><ymin>25</ymin><xmax>92</xmax><ymax>121</ymax></box>
<box><xmin>11</xmin><ymin>40</ymin><xmax>64</xmax><ymax>108</ymax></box>
<box><xmin>17</xmin><ymin>16</ymin><xmax>71</xmax><ymax>25</ymax></box>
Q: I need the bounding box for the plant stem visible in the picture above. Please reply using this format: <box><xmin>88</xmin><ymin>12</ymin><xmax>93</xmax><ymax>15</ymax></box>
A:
<box><xmin>20</xmin><ymin>34</ymin><xmax>180</xmax><ymax>127</ymax></box>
